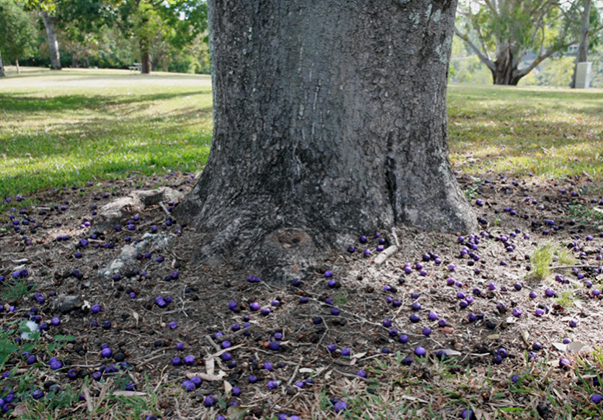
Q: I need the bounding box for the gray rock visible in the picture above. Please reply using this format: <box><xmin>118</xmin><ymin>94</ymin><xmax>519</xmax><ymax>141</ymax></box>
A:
<box><xmin>53</xmin><ymin>295</ymin><xmax>83</xmax><ymax>314</ymax></box>
<box><xmin>98</xmin><ymin>233</ymin><xmax>176</xmax><ymax>278</ymax></box>
<box><xmin>95</xmin><ymin>187</ymin><xmax>184</xmax><ymax>231</ymax></box>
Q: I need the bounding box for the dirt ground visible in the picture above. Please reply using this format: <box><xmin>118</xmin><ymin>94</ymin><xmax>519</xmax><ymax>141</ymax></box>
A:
<box><xmin>1</xmin><ymin>170</ymin><xmax>603</xmax><ymax>419</ymax></box>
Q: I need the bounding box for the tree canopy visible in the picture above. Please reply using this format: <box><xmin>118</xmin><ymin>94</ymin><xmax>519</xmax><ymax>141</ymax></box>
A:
<box><xmin>0</xmin><ymin>0</ymin><xmax>37</xmax><ymax>73</ymax></box>
<box><xmin>455</xmin><ymin>0</ymin><xmax>603</xmax><ymax>85</ymax></box>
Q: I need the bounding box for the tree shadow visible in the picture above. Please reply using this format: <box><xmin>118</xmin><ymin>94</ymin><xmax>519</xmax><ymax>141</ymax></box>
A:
<box><xmin>0</xmin><ymin>90</ymin><xmax>212</xmax><ymax>113</ymax></box>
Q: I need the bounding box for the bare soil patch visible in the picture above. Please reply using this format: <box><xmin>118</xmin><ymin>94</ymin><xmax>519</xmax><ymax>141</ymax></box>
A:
<box><xmin>1</xmin><ymin>171</ymin><xmax>603</xmax><ymax>419</ymax></box>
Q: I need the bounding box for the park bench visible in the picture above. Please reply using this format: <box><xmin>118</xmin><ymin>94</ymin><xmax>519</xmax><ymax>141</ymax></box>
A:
<box><xmin>128</xmin><ymin>63</ymin><xmax>142</xmax><ymax>72</ymax></box>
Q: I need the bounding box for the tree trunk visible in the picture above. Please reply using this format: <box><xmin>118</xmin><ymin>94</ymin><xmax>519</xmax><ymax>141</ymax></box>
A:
<box><xmin>140</xmin><ymin>42</ymin><xmax>151</xmax><ymax>74</ymax></box>
<box><xmin>41</xmin><ymin>12</ymin><xmax>61</xmax><ymax>70</ymax></box>
<box><xmin>0</xmin><ymin>54</ymin><xmax>5</xmax><ymax>77</ymax></box>
<box><xmin>15</xmin><ymin>58</ymin><xmax>19</xmax><ymax>74</ymax></box>
<box><xmin>571</xmin><ymin>0</ymin><xmax>592</xmax><ymax>88</ymax></box>
<box><xmin>491</xmin><ymin>48</ymin><xmax>521</xmax><ymax>85</ymax></box>
<box><xmin>176</xmin><ymin>0</ymin><xmax>477</xmax><ymax>279</ymax></box>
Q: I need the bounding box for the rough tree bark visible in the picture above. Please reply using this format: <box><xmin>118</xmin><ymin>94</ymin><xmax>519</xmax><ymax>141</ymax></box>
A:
<box><xmin>176</xmin><ymin>0</ymin><xmax>476</xmax><ymax>280</ymax></box>
<box><xmin>41</xmin><ymin>12</ymin><xmax>61</xmax><ymax>70</ymax></box>
<box><xmin>0</xmin><ymin>54</ymin><xmax>5</xmax><ymax>77</ymax></box>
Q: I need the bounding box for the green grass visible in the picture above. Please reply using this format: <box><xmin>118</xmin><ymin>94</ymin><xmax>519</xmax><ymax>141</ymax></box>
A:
<box><xmin>2</xmin><ymin>70</ymin><xmax>603</xmax><ymax>203</ymax></box>
<box><xmin>0</xmin><ymin>67</ymin><xmax>213</xmax><ymax>201</ymax></box>
<box><xmin>448</xmin><ymin>84</ymin><xmax>603</xmax><ymax>181</ymax></box>
<box><xmin>529</xmin><ymin>243</ymin><xmax>575</xmax><ymax>280</ymax></box>
<box><xmin>1</xmin><ymin>279</ymin><xmax>35</xmax><ymax>300</ymax></box>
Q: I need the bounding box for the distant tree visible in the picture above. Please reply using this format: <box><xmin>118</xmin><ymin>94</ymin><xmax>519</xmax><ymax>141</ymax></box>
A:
<box><xmin>0</xmin><ymin>0</ymin><xmax>37</xmax><ymax>74</ymax></box>
<box><xmin>455</xmin><ymin>0</ymin><xmax>603</xmax><ymax>85</ymax></box>
<box><xmin>23</xmin><ymin>0</ymin><xmax>63</xmax><ymax>69</ymax></box>
<box><xmin>109</xmin><ymin>0</ymin><xmax>207</xmax><ymax>74</ymax></box>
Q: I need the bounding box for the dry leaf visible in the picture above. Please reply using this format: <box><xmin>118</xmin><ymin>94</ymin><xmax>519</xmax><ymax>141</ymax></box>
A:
<box><xmin>187</xmin><ymin>371</ymin><xmax>226</xmax><ymax>381</ymax></box>
<box><xmin>206</xmin><ymin>357</ymin><xmax>215</xmax><ymax>376</ymax></box>
<box><xmin>567</xmin><ymin>341</ymin><xmax>584</xmax><ymax>352</ymax></box>
<box><xmin>227</xmin><ymin>405</ymin><xmax>252</xmax><ymax>420</ymax></box>
<box><xmin>435</xmin><ymin>349</ymin><xmax>462</xmax><ymax>357</ymax></box>
<box><xmin>112</xmin><ymin>391</ymin><xmax>147</xmax><ymax>397</ymax></box>
<box><xmin>552</xmin><ymin>342</ymin><xmax>567</xmax><ymax>352</ymax></box>
<box><xmin>8</xmin><ymin>404</ymin><xmax>29</xmax><ymax>417</ymax></box>
<box><xmin>520</xmin><ymin>329</ymin><xmax>530</xmax><ymax>345</ymax></box>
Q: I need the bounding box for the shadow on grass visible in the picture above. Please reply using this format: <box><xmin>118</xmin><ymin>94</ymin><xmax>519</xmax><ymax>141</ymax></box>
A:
<box><xmin>0</xmin><ymin>89</ymin><xmax>212</xmax><ymax>113</ymax></box>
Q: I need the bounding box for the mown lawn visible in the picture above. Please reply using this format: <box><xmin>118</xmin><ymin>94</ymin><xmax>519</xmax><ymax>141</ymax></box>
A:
<box><xmin>0</xmin><ymin>67</ymin><xmax>213</xmax><ymax>201</ymax></box>
<box><xmin>448</xmin><ymin>84</ymin><xmax>603</xmax><ymax>183</ymax></box>
<box><xmin>1</xmin><ymin>69</ymin><xmax>603</xmax><ymax>202</ymax></box>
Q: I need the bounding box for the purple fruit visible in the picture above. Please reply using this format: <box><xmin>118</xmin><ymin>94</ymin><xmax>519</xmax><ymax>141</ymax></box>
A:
<box><xmin>181</xmin><ymin>380</ymin><xmax>195</xmax><ymax>392</ymax></box>
<box><xmin>461</xmin><ymin>409</ymin><xmax>476</xmax><ymax>420</ymax></box>
<box><xmin>409</xmin><ymin>313</ymin><xmax>420</xmax><ymax>323</ymax></box>
<box><xmin>559</xmin><ymin>358</ymin><xmax>571</xmax><ymax>369</ymax></box>
<box><xmin>590</xmin><ymin>394</ymin><xmax>603</xmax><ymax>404</ymax></box>
<box><xmin>334</xmin><ymin>401</ymin><xmax>348</xmax><ymax>413</ymax></box>
<box><xmin>414</xmin><ymin>346</ymin><xmax>427</xmax><ymax>357</ymax></box>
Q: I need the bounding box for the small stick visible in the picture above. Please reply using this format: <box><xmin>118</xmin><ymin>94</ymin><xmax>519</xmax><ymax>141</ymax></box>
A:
<box><xmin>218</xmin><ymin>324</ymin><xmax>259</xmax><ymax>342</ymax></box>
<box><xmin>334</xmin><ymin>369</ymin><xmax>371</xmax><ymax>383</ymax></box>
<box><xmin>551</xmin><ymin>264</ymin><xmax>600</xmax><ymax>269</ymax></box>
<box><xmin>374</xmin><ymin>245</ymin><xmax>399</xmax><ymax>266</ymax></box>
<box><xmin>158</xmin><ymin>202</ymin><xmax>171</xmax><ymax>217</ymax></box>
<box><xmin>206</xmin><ymin>335</ymin><xmax>221</xmax><ymax>352</ymax></box>
<box><xmin>287</xmin><ymin>356</ymin><xmax>304</xmax><ymax>386</ymax></box>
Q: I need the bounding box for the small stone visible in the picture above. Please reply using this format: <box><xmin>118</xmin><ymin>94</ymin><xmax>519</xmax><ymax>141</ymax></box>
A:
<box><xmin>52</xmin><ymin>295</ymin><xmax>83</xmax><ymax>314</ymax></box>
